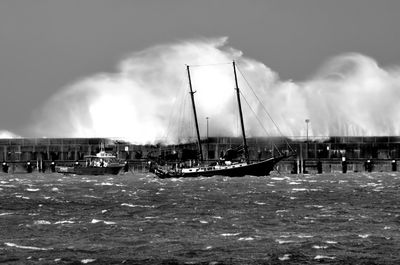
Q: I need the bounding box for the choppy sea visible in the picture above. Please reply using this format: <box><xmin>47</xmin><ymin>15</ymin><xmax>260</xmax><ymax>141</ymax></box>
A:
<box><xmin>0</xmin><ymin>171</ymin><xmax>400</xmax><ymax>264</ymax></box>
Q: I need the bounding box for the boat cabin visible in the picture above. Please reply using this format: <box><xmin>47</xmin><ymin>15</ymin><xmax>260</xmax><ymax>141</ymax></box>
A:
<box><xmin>84</xmin><ymin>151</ymin><xmax>120</xmax><ymax>167</ymax></box>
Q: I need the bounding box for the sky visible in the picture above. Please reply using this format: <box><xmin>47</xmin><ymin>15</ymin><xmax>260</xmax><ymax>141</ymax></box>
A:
<box><xmin>1</xmin><ymin>0</ymin><xmax>400</xmax><ymax>141</ymax></box>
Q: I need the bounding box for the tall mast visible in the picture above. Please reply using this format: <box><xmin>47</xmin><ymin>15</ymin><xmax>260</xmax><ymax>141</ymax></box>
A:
<box><xmin>233</xmin><ymin>61</ymin><xmax>249</xmax><ymax>163</ymax></box>
<box><xmin>187</xmin><ymin>65</ymin><xmax>204</xmax><ymax>162</ymax></box>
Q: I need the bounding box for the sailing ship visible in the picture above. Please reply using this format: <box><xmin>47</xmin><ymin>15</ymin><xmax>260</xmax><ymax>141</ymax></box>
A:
<box><xmin>152</xmin><ymin>61</ymin><xmax>291</xmax><ymax>179</ymax></box>
<box><xmin>56</xmin><ymin>144</ymin><xmax>125</xmax><ymax>175</ymax></box>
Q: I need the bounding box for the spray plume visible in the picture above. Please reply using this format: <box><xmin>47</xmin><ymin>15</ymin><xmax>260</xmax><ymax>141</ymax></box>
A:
<box><xmin>31</xmin><ymin>37</ymin><xmax>400</xmax><ymax>143</ymax></box>
<box><xmin>0</xmin><ymin>130</ymin><xmax>20</xmax><ymax>139</ymax></box>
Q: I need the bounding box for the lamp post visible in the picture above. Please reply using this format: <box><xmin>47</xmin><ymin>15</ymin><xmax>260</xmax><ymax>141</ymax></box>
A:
<box><xmin>206</xmin><ymin>117</ymin><xmax>209</xmax><ymax>160</ymax></box>
<box><xmin>305</xmin><ymin>119</ymin><xmax>310</xmax><ymax>159</ymax></box>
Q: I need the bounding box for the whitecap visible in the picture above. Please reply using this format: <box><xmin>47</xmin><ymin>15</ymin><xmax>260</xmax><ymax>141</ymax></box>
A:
<box><xmin>238</xmin><ymin>237</ymin><xmax>254</xmax><ymax>241</ymax></box>
<box><xmin>83</xmin><ymin>195</ymin><xmax>101</xmax><ymax>199</ymax></box>
<box><xmin>26</xmin><ymin>188</ymin><xmax>40</xmax><ymax>192</ymax></box>
<box><xmin>278</xmin><ymin>254</ymin><xmax>291</xmax><ymax>261</ymax></box>
<box><xmin>54</xmin><ymin>220</ymin><xmax>75</xmax><ymax>224</ymax></box>
<box><xmin>312</xmin><ymin>245</ymin><xmax>328</xmax><ymax>249</ymax></box>
<box><xmin>358</xmin><ymin>234</ymin><xmax>370</xmax><ymax>238</ymax></box>
<box><xmin>22</xmin><ymin>196</ymin><xmax>30</xmax><ymax>200</ymax></box>
<box><xmin>305</xmin><ymin>205</ymin><xmax>324</xmax><ymax>208</ymax></box>
<box><xmin>318</xmin><ymin>214</ymin><xmax>333</xmax><ymax>217</ymax></box>
<box><xmin>271</xmin><ymin>177</ymin><xmax>286</xmax><ymax>181</ymax></box>
<box><xmin>314</xmin><ymin>255</ymin><xmax>335</xmax><ymax>260</ymax></box>
<box><xmin>254</xmin><ymin>201</ymin><xmax>266</xmax><ymax>205</ymax></box>
<box><xmin>304</xmin><ymin>217</ymin><xmax>316</xmax><ymax>220</ymax></box>
<box><xmin>200</xmin><ymin>220</ymin><xmax>208</xmax><ymax>224</ymax></box>
<box><xmin>0</xmin><ymin>213</ymin><xmax>12</xmax><ymax>216</ymax></box>
<box><xmin>34</xmin><ymin>220</ymin><xmax>51</xmax><ymax>225</ymax></box>
<box><xmin>275</xmin><ymin>239</ymin><xmax>295</xmax><ymax>244</ymax></box>
<box><xmin>52</xmin><ymin>187</ymin><xmax>59</xmax><ymax>192</ymax></box>
<box><xmin>297</xmin><ymin>234</ymin><xmax>313</xmax><ymax>238</ymax></box>
<box><xmin>326</xmin><ymin>240</ymin><xmax>338</xmax><ymax>244</ymax></box>
<box><xmin>121</xmin><ymin>203</ymin><xmax>154</xmax><ymax>208</ymax></box>
<box><xmin>0</xmin><ymin>184</ymin><xmax>16</xmax><ymax>188</ymax></box>
<box><xmin>220</xmin><ymin>233</ymin><xmax>240</xmax><ymax>237</ymax></box>
<box><xmin>170</xmin><ymin>178</ymin><xmax>183</xmax><ymax>182</ymax></box>
<box><xmin>289</xmin><ymin>182</ymin><xmax>301</xmax><ymax>185</ymax></box>
<box><xmin>81</xmin><ymin>259</ymin><xmax>96</xmax><ymax>264</ymax></box>
<box><xmin>96</xmin><ymin>182</ymin><xmax>113</xmax><ymax>186</ymax></box>
<box><xmin>5</xmin><ymin>242</ymin><xmax>53</xmax><ymax>251</ymax></box>
<box><xmin>292</xmin><ymin>188</ymin><xmax>308</xmax><ymax>192</ymax></box>
<box><xmin>90</xmin><ymin>219</ymin><xmax>115</xmax><ymax>225</ymax></box>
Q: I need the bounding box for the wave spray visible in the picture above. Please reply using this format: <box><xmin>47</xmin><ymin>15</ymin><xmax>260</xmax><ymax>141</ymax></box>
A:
<box><xmin>31</xmin><ymin>38</ymin><xmax>400</xmax><ymax>143</ymax></box>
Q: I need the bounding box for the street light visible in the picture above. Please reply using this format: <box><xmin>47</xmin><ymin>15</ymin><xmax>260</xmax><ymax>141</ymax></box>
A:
<box><xmin>206</xmin><ymin>117</ymin><xmax>209</xmax><ymax>160</ymax></box>
<box><xmin>206</xmin><ymin>117</ymin><xmax>209</xmax><ymax>139</ymax></box>
<box><xmin>305</xmin><ymin>119</ymin><xmax>310</xmax><ymax>159</ymax></box>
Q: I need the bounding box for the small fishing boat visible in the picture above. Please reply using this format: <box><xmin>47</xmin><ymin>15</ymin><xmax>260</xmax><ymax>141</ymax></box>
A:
<box><xmin>152</xmin><ymin>61</ymin><xmax>291</xmax><ymax>179</ymax></box>
<box><xmin>56</xmin><ymin>146</ymin><xmax>124</xmax><ymax>175</ymax></box>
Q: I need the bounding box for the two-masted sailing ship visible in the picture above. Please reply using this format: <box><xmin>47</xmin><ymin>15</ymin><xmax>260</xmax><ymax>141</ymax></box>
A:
<box><xmin>152</xmin><ymin>61</ymin><xmax>290</xmax><ymax>179</ymax></box>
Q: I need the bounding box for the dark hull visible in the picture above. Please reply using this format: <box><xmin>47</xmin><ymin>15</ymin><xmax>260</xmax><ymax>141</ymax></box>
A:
<box><xmin>57</xmin><ymin>166</ymin><xmax>123</xmax><ymax>175</ymax></box>
<box><xmin>154</xmin><ymin>156</ymin><xmax>286</xmax><ymax>179</ymax></box>
<box><xmin>74</xmin><ymin>166</ymin><xmax>123</xmax><ymax>175</ymax></box>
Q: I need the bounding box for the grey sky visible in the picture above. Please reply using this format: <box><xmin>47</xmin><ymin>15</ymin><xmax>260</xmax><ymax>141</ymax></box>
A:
<box><xmin>1</xmin><ymin>0</ymin><xmax>400</xmax><ymax>136</ymax></box>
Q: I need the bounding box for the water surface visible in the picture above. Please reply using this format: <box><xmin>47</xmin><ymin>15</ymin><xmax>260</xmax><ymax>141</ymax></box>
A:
<box><xmin>1</xmin><ymin>172</ymin><xmax>399</xmax><ymax>264</ymax></box>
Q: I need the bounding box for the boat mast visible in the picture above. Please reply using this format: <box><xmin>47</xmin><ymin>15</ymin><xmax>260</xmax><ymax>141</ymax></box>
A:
<box><xmin>233</xmin><ymin>61</ymin><xmax>249</xmax><ymax>163</ymax></box>
<box><xmin>187</xmin><ymin>65</ymin><xmax>204</xmax><ymax>162</ymax></box>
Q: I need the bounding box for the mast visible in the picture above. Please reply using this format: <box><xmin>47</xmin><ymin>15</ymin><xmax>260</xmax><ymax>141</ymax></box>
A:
<box><xmin>187</xmin><ymin>65</ymin><xmax>204</xmax><ymax>162</ymax></box>
<box><xmin>233</xmin><ymin>61</ymin><xmax>249</xmax><ymax>163</ymax></box>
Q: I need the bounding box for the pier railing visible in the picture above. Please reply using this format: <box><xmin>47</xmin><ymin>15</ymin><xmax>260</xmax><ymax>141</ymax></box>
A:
<box><xmin>1</xmin><ymin>136</ymin><xmax>400</xmax><ymax>164</ymax></box>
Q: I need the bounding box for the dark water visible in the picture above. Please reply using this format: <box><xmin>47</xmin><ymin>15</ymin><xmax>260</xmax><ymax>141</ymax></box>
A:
<box><xmin>1</xmin><ymin>171</ymin><xmax>400</xmax><ymax>264</ymax></box>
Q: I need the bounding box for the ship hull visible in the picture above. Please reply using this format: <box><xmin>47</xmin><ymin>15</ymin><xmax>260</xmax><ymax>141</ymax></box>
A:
<box><xmin>56</xmin><ymin>166</ymin><xmax>123</xmax><ymax>175</ymax></box>
<box><xmin>74</xmin><ymin>166</ymin><xmax>123</xmax><ymax>175</ymax></box>
<box><xmin>154</xmin><ymin>156</ymin><xmax>286</xmax><ymax>179</ymax></box>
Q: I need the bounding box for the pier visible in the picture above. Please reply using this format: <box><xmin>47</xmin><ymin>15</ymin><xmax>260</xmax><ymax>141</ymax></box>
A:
<box><xmin>1</xmin><ymin>136</ymin><xmax>400</xmax><ymax>173</ymax></box>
